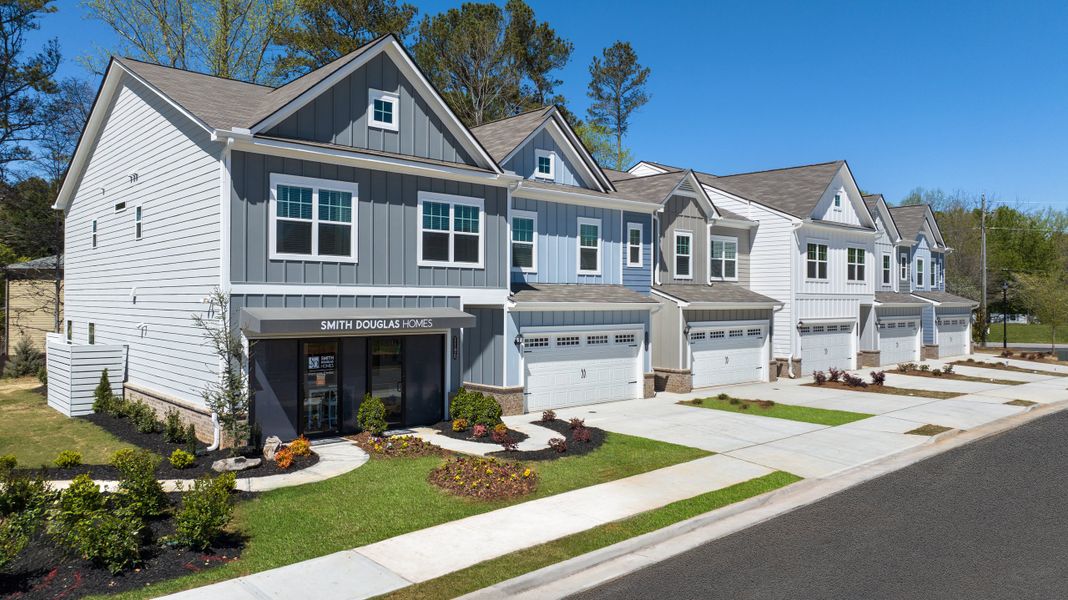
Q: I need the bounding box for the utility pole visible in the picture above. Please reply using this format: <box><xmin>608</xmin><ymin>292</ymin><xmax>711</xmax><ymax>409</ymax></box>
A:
<box><xmin>980</xmin><ymin>193</ymin><xmax>988</xmax><ymax>347</ymax></box>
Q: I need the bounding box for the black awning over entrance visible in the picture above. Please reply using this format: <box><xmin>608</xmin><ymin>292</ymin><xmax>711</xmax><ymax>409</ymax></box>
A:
<box><xmin>239</xmin><ymin>307</ymin><xmax>476</xmax><ymax>338</ymax></box>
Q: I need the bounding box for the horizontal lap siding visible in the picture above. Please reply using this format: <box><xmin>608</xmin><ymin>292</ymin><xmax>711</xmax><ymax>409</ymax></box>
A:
<box><xmin>509</xmin><ymin>197</ymin><xmax>622</xmax><ymax>285</ymax></box>
<box><xmin>46</xmin><ymin>335</ymin><xmax>125</xmax><ymax>416</ymax></box>
<box><xmin>62</xmin><ymin>77</ymin><xmax>222</xmax><ymax>408</ymax></box>
<box><xmin>231</xmin><ymin>151</ymin><xmax>508</xmax><ymax>288</ymax></box>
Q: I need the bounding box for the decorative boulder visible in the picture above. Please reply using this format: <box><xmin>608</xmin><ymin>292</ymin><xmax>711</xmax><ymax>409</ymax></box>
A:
<box><xmin>212</xmin><ymin>456</ymin><xmax>262</xmax><ymax>472</ymax></box>
<box><xmin>262</xmin><ymin>436</ymin><xmax>283</xmax><ymax>460</ymax></box>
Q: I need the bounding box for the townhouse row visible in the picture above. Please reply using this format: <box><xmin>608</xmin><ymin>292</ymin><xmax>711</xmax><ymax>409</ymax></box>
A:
<box><xmin>47</xmin><ymin>35</ymin><xmax>976</xmax><ymax>440</ymax></box>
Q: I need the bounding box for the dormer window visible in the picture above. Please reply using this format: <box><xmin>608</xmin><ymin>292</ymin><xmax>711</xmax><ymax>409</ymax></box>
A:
<box><xmin>368</xmin><ymin>89</ymin><xmax>399</xmax><ymax>131</ymax></box>
<box><xmin>534</xmin><ymin>149</ymin><xmax>555</xmax><ymax>179</ymax></box>
<box><xmin>833</xmin><ymin>192</ymin><xmax>843</xmax><ymax>209</ymax></box>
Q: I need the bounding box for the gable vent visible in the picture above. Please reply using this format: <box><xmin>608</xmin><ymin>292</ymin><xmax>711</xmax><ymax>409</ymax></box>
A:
<box><xmin>677</xmin><ymin>180</ymin><xmax>695</xmax><ymax>193</ymax></box>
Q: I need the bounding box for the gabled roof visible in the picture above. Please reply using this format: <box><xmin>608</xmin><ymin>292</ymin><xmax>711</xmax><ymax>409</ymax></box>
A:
<box><xmin>863</xmin><ymin>193</ymin><xmax>902</xmax><ymax>242</ymax></box>
<box><xmin>627</xmin><ymin>160</ymin><xmax>683</xmax><ymax>174</ymax></box>
<box><xmin>653</xmin><ymin>284</ymin><xmax>781</xmax><ymax>306</ymax></box>
<box><xmin>701</xmin><ymin>160</ymin><xmax>845</xmax><ymax>219</ymax></box>
<box><xmin>888</xmin><ymin>205</ymin><xmax>930</xmax><ymax>241</ymax></box>
<box><xmin>612</xmin><ymin>170</ymin><xmax>721</xmax><ymax>218</ymax></box>
<box><xmin>602</xmin><ymin>168</ymin><xmax>636</xmax><ymax>182</ymax></box>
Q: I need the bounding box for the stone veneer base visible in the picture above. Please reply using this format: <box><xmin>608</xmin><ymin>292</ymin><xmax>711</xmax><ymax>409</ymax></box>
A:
<box><xmin>858</xmin><ymin>350</ymin><xmax>882</xmax><ymax>368</ymax></box>
<box><xmin>653</xmin><ymin>368</ymin><xmax>693</xmax><ymax>394</ymax></box>
<box><xmin>923</xmin><ymin>345</ymin><xmax>940</xmax><ymax>360</ymax></box>
<box><xmin>459</xmin><ymin>382</ymin><xmax>525</xmax><ymax>417</ymax></box>
<box><xmin>643</xmin><ymin>372</ymin><xmax>656</xmax><ymax>398</ymax></box>
<box><xmin>123</xmin><ymin>383</ymin><xmax>220</xmax><ymax>445</ymax></box>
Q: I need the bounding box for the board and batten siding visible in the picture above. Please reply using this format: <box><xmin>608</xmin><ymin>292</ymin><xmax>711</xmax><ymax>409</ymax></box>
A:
<box><xmin>266</xmin><ymin>52</ymin><xmax>476</xmax><ymax>167</ymax></box>
<box><xmin>811</xmin><ymin>166</ymin><xmax>866</xmax><ymax>228</ymax></box>
<box><xmin>462</xmin><ymin>306</ymin><xmax>504</xmax><ymax>387</ymax></box>
<box><xmin>658</xmin><ymin>194</ymin><xmax>709</xmax><ymax>284</ymax></box>
<box><xmin>231</xmin><ymin>151</ymin><xmax>509</xmax><ymax>288</ymax></box>
<box><xmin>871</xmin><ymin>211</ymin><xmax>897</xmax><ymax>292</ymax></box>
<box><xmin>911</xmin><ymin>235</ymin><xmax>932</xmax><ymax>292</ymax></box>
<box><xmin>622</xmin><ymin>212</ymin><xmax>652</xmax><ymax>293</ymax></box>
<box><xmin>46</xmin><ymin>334</ymin><xmax>126</xmax><ymax>416</ymax></box>
<box><xmin>61</xmin><ymin>76</ymin><xmax>223</xmax><ymax>407</ymax></box>
<box><xmin>503</xmin><ymin>127</ymin><xmax>594</xmax><ymax>188</ymax></box>
<box><xmin>509</xmin><ymin>197</ymin><xmax>623</xmax><ymax>285</ymax></box>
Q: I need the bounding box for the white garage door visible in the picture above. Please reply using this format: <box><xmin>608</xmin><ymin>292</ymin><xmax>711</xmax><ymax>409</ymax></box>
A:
<box><xmin>877</xmin><ymin>319</ymin><xmax>920</xmax><ymax>365</ymax></box>
<box><xmin>938</xmin><ymin>317</ymin><xmax>970</xmax><ymax>357</ymax></box>
<box><xmin>799</xmin><ymin>323</ymin><xmax>855</xmax><ymax>373</ymax></box>
<box><xmin>690</xmin><ymin>324</ymin><xmax>766</xmax><ymax>388</ymax></box>
<box><xmin>523</xmin><ymin>329</ymin><xmax>642</xmax><ymax>412</ymax></box>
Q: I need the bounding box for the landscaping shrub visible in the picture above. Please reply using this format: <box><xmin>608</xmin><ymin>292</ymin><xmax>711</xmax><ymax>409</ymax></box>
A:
<box><xmin>428</xmin><ymin>456</ymin><xmax>536</xmax><ymax>499</ymax></box>
<box><xmin>548</xmin><ymin>437</ymin><xmax>568</xmax><ymax>453</ymax></box>
<box><xmin>942</xmin><ymin>364</ymin><xmax>954</xmax><ymax>374</ymax></box>
<box><xmin>2</xmin><ymin>337</ymin><xmax>44</xmax><ymax>378</ymax></box>
<box><xmin>842</xmin><ymin>373</ymin><xmax>868</xmax><ymax>388</ymax></box>
<box><xmin>288</xmin><ymin>435</ymin><xmax>312</xmax><ymax>457</ymax></box>
<box><xmin>491</xmin><ymin>427</ymin><xmax>508</xmax><ymax>444</ymax></box>
<box><xmin>54</xmin><ymin>450</ymin><xmax>83</xmax><ymax>468</ymax></box>
<box><xmin>36</xmin><ymin>366</ymin><xmax>47</xmax><ymax>385</ymax></box>
<box><xmin>918</xmin><ymin>363</ymin><xmax>931</xmax><ymax>372</ymax></box>
<box><xmin>354</xmin><ymin>434</ymin><xmax>444</xmax><ymax>458</ymax></box>
<box><xmin>66</xmin><ymin>507</ymin><xmax>143</xmax><ymax>574</ymax></box>
<box><xmin>897</xmin><ymin>362</ymin><xmax>915</xmax><ymax>373</ymax></box>
<box><xmin>0</xmin><ymin>470</ymin><xmax>55</xmax><ymax>520</ymax></box>
<box><xmin>568</xmin><ymin>418</ymin><xmax>585</xmax><ymax>430</ymax></box>
<box><xmin>1000</xmin><ymin>350</ymin><xmax>1014</xmax><ymax>358</ymax></box>
<box><xmin>0</xmin><ymin>454</ymin><xmax>15</xmax><ymax>471</ymax></box>
<box><xmin>540</xmin><ymin>409</ymin><xmax>556</xmax><ymax>422</ymax></box>
<box><xmin>169</xmin><ymin>449</ymin><xmax>196</xmax><ymax>470</ymax></box>
<box><xmin>812</xmin><ymin>370</ymin><xmax>827</xmax><ymax>385</ymax></box>
<box><xmin>572</xmin><ymin>426</ymin><xmax>592</xmax><ymax>444</ymax></box>
<box><xmin>357</xmin><ymin>394</ymin><xmax>388</xmax><ymax>435</ymax></box>
<box><xmin>451</xmin><ymin>418</ymin><xmax>469</xmax><ymax>432</ymax></box>
<box><xmin>0</xmin><ymin>516</ymin><xmax>29</xmax><ymax>569</ymax></box>
<box><xmin>185</xmin><ymin>424</ymin><xmax>199</xmax><ymax>456</ymax></box>
<box><xmin>870</xmin><ymin>371</ymin><xmax>886</xmax><ymax>386</ymax></box>
<box><xmin>450</xmin><ymin>388</ymin><xmax>502</xmax><ymax>426</ymax></box>
<box><xmin>92</xmin><ymin>368</ymin><xmax>115</xmax><ymax>415</ymax></box>
<box><xmin>828</xmin><ymin>367</ymin><xmax>842</xmax><ymax>382</ymax></box>
<box><xmin>133</xmin><ymin>402</ymin><xmax>160</xmax><ymax>433</ymax></box>
<box><xmin>112</xmin><ymin>449</ymin><xmax>165</xmax><ymax>519</ymax></box>
<box><xmin>493</xmin><ymin>422</ymin><xmax>508</xmax><ymax>436</ymax></box>
<box><xmin>172</xmin><ymin>473</ymin><xmax>236</xmax><ymax>551</ymax></box>
<box><xmin>931</xmin><ymin>368</ymin><xmax>943</xmax><ymax>377</ymax></box>
<box><xmin>163</xmin><ymin>408</ymin><xmax>185</xmax><ymax>443</ymax></box>
<box><xmin>728</xmin><ymin>397</ymin><xmax>741</xmax><ymax>405</ymax></box>
<box><xmin>717</xmin><ymin>392</ymin><xmax>730</xmax><ymax>400</ymax></box>
<box><xmin>473</xmin><ymin>423</ymin><xmax>488</xmax><ymax>438</ymax></box>
<box><xmin>54</xmin><ymin>474</ymin><xmax>105</xmax><ymax>521</ymax></box>
<box><xmin>274</xmin><ymin>447</ymin><xmax>294</xmax><ymax>469</ymax></box>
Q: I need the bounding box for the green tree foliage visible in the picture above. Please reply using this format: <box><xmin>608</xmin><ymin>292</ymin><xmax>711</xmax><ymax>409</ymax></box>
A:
<box><xmin>0</xmin><ymin>176</ymin><xmax>62</xmax><ymax>258</ymax></box>
<box><xmin>586</xmin><ymin>41</ymin><xmax>650</xmax><ymax>170</ymax></box>
<box><xmin>413</xmin><ymin>0</ymin><xmax>572</xmax><ymax>126</ymax></box>
<box><xmin>192</xmin><ymin>288</ymin><xmax>250</xmax><ymax>451</ymax></box>
<box><xmin>1016</xmin><ymin>271</ymin><xmax>1068</xmax><ymax>352</ymax></box>
<box><xmin>574</xmin><ymin>121</ymin><xmax>620</xmax><ymax>170</ymax></box>
<box><xmin>272</xmin><ymin>0</ymin><xmax>418</xmax><ymax>80</ymax></box>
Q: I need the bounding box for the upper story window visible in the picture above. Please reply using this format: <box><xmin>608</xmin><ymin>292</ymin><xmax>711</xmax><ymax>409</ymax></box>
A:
<box><xmin>833</xmin><ymin>192</ymin><xmax>843</xmax><ymax>210</ymax></box>
<box><xmin>88</xmin><ymin>323</ymin><xmax>96</xmax><ymax>345</ymax></box>
<box><xmin>577</xmin><ymin>217</ymin><xmax>601</xmax><ymax>275</ymax></box>
<box><xmin>419</xmin><ymin>191</ymin><xmax>484</xmax><ymax>268</ymax></box>
<box><xmin>134</xmin><ymin>205</ymin><xmax>143</xmax><ymax>240</ymax></box>
<box><xmin>882</xmin><ymin>254</ymin><xmax>891</xmax><ymax>285</ymax></box>
<box><xmin>939</xmin><ymin>265</ymin><xmax>945</xmax><ymax>287</ymax></box>
<box><xmin>806</xmin><ymin>242</ymin><xmax>828</xmax><ymax>280</ymax></box>
<box><xmin>709</xmin><ymin>235</ymin><xmax>737</xmax><ymax>280</ymax></box>
<box><xmin>534</xmin><ymin>149</ymin><xmax>555</xmax><ymax>179</ymax></box>
<box><xmin>847</xmin><ymin>247</ymin><xmax>866</xmax><ymax>282</ymax></box>
<box><xmin>674</xmin><ymin>231</ymin><xmax>692</xmax><ymax>279</ymax></box>
<box><xmin>512</xmin><ymin>210</ymin><xmax>536</xmax><ymax>272</ymax></box>
<box><xmin>931</xmin><ymin>262</ymin><xmax>937</xmax><ymax>287</ymax></box>
<box><xmin>65</xmin><ymin>320</ymin><xmax>72</xmax><ymax>343</ymax></box>
<box><xmin>626</xmin><ymin>223</ymin><xmax>643</xmax><ymax>267</ymax></box>
<box><xmin>270</xmin><ymin>174</ymin><xmax>358</xmax><ymax>262</ymax></box>
<box><xmin>915</xmin><ymin>258</ymin><xmax>925</xmax><ymax>287</ymax></box>
<box><xmin>899</xmin><ymin>252</ymin><xmax>909</xmax><ymax>281</ymax></box>
<box><xmin>368</xmin><ymin>89</ymin><xmax>399</xmax><ymax>131</ymax></box>
<box><xmin>91</xmin><ymin>219</ymin><xmax>97</xmax><ymax>249</ymax></box>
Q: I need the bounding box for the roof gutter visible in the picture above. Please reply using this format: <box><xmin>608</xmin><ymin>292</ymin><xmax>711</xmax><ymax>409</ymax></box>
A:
<box><xmin>512</xmin><ymin>181</ymin><xmax>661</xmax><ymax>214</ymax></box>
<box><xmin>801</xmin><ymin>218</ymin><xmax>876</xmax><ymax>234</ymax></box>
<box><xmin>509</xmin><ymin>301</ymin><xmax>660</xmax><ymax>312</ymax></box>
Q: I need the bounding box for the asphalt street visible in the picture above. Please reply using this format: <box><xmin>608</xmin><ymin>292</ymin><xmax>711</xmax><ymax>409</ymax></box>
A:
<box><xmin>571</xmin><ymin>409</ymin><xmax>1068</xmax><ymax>600</ymax></box>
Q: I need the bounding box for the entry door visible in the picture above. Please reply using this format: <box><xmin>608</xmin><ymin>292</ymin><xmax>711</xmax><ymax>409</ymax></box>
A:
<box><xmin>370</xmin><ymin>337</ymin><xmax>404</xmax><ymax>426</ymax></box>
<box><xmin>690</xmin><ymin>326</ymin><xmax>766</xmax><ymax>388</ymax></box>
<box><xmin>302</xmin><ymin>341</ymin><xmax>339</xmax><ymax>435</ymax></box>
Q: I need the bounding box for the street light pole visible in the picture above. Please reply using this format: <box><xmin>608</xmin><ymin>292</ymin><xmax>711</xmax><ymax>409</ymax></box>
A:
<box><xmin>1002</xmin><ymin>280</ymin><xmax>1009</xmax><ymax>350</ymax></box>
<box><xmin>980</xmin><ymin>194</ymin><xmax>988</xmax><ymax>347</ymax></box>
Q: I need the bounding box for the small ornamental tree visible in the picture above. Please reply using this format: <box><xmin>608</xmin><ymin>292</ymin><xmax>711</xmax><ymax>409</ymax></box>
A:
<box><xmin>193</xmin><ymin>288</ymin><xmax>250</xmax><ymax>453</ymax></box>
<box><xmin>92</xmin><ymin>368</ymin><xmax>113</xmax><ymax>414</ymax></box>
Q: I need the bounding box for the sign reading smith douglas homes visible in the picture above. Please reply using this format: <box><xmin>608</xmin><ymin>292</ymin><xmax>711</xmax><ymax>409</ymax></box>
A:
<box><xmin>238</xmin><ymin>307</ymin><xmax>477</xmax><ymax>337</ymax></box>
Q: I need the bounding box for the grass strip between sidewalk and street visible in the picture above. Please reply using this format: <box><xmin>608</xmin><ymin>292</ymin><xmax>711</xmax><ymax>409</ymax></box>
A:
<box><xmin>380</xmin><ymin>471</ymin><xmax>802</xmax><ymax>600</ymax></box>
<box><xmin>679</xmin><ymin>395</ymin><xmax>872</xmax><ymax>426</ymax></box>
<box><xmin>803</xmin><ymin>381</ymin><xmax>963</xmax><ymax>399</ymax></box>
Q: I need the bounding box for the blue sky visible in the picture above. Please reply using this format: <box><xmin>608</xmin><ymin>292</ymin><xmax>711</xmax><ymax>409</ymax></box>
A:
<box><xmin>36</xmin><ymin>0</ymin><xmax>1068</xmax><ymax>207</ymax></box>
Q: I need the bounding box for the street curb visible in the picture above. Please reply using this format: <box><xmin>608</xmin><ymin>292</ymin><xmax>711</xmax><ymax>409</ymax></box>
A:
<box><xmin>462</xmin><ymin>400</ymin><xmax>1068</xmax><ymax>600</ymax></box>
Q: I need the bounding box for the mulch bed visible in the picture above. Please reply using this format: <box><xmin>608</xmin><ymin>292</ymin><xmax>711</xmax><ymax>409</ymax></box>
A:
<box><xmin>892</xmin><ymin>368</ymin><xmax>1023</xmax><ymax>386</ymax></box>
<box><xmin>348</xmin><ymin>432</ymin><xmax>448</xmax><ymax>459</ymax></box>
<box><xmin>805</xmin><ymin>380</ymin><xmax>961</xmax><ymax>399</ymax></box>
<box><xmin>427</xmin><ymin>455</ymin><xmax>536</xmax><ymax>499</ymax></box>
<box><xmin>954</xmin><ymin>358</ymin><xmax>1067</xmax><ymax>376</ymax></box>
<box><xmin>12</xmin><ymin>413</ymin><xmax>318</xmax><ymax>480</ymax></box>
<box><xmin>486</xmin><ymin>419</ymin><xmax>606</xmax><ymax>461</ymax></box>
<box><xmin>0</xmin><ymin>494</ymin><xmax>248</xmax><ymax>600</ymax></box>
<box><xmin>905</xmin><ymin>424</ymin><xmax>953</xmax><ymax>436</ymax></box>
<box><xmin>433</xmin><ymin>422</ymin><xmax>529</xmax><ymax>445</ymax></box>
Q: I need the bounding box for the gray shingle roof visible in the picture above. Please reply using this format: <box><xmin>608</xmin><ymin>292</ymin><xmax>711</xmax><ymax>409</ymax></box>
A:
<box><xmin>654</xmin><ymin>283</ymin><xmax>780</xmax><ymax>305</ymax></box>
<box><xmin>510</xmin><ymin>283</ymin><xmax>657</xmax><ymax>304</ymax></box>
<box><xmin>888</xmin><ymin>205</ymin><xmax>929</xmax><ymax>240</ymax></box>
<box><xmin>515</xmin><ymin>178</ymin><xmax>658</xmax><ymax>205</ymax></box>
<box><xmin>862</xmin><ymin>193</ymin><xmax>883</xmax><ymax>212</ymax></box>
<box><xmin>602</xmin><ymin>168</ymin><xmax>636</xmax><ymax>181</ymax></box>
<box><xmin>256</xmin><ymin>134</ymin><xmax>495</xmax><ymax>173</ymax></box>
<box><xmin>912</xmin><ymin>290</ymin><xmax>979</xmax><ymax>307</ymax></box>
<box><xmin>699</xmin><ymin>161</ymin><xmax>845</xmax><ymax>218</ymax></box>
<box><xmin>874</xmin><ymin>291</ymin><xmax>926</xmax><ymax>305</ymax></box>
<box><xmin>469</xmin><ymin>106</ymin><xmax>554</xmax><ymax>162</ymax></box>
<box><xmin>5</xmin><ymin>254</ymin><xmax>62</xmax><ymax>271</ymax></box>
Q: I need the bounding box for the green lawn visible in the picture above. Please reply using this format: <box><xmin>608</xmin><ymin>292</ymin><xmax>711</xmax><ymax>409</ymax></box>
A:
<box><xmin>988</xmin><ymin>323</ymin><xmax>1067</xmax><ymax>345</ymax></box>
<box><xmin>101</xmin><ymin>432</ymin><xmax>709</xmax><ymax>599</ymax></box>
<box><xmin>680</xmin><ymin>396</ymin><xmax>872</xmax><ymax>426</ymax></box>
<box><xmin>382</xmin><ymin>471</ymin><xmax>802</xmax><ymax>600</ymax></box>
<box><xmin>0</xmin><ymin>381</ymin><xmax>135</xmax><ymax>466</ymax></box>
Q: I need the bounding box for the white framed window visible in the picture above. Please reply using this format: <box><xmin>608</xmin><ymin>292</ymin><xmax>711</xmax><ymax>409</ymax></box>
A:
<box><xmin>709</xmin><ymin>235</ymin><xmax>737</xmax><ymax>281</ymax></box>
<box><xmin>847</xmin><ymin>247</ymin><xmax>866</xmax><ymax>282</ymax></box>
<box><xmin>626</xmin><ymin>222</ymin><xmax>643</xmax><ymax>267</ymax></box>
<box><xmin>881</xmin><ymin>253</ymin><xmax>891</xmax><ymax>285</ymax></box>
<box><xmin>534</xmin><ymin>148</ymin><xmax>555</xmax><ymax>180</ymax></box>
<box><xmin>269</xmin><ymin>174</ymin><xmax>358</xmax><ymax>263</ymax></box>
<box><xmin>915</xmin><ymin>258</ymin><xmax>925</xmax><ymax>287</ymax></box>
<box><xmin>806</xmin><ymin>241</ymin><xmax>828</xmax><ymax>280</ymax></box>
<box><xmin>939</xmin><ymin>265</ymin><xmax>945</xmax><ymax>287</ymax></box>
<box><xmin>511</xmin><ymin>210</ymin><xmax>537</xmax><ymax>272</ymax></box>
<box><xmin>88</xmin><ymin>322</ymin><xmax>96</xmax><ymax>345</ymax></box>
<box><xmin>931</xmin><ymin>262</ymin><xmax>937</xmax><ymax>287</ymax></box>
<box><xmin>674</xmin><ymin>230</ymin><xmax>692</xmax><ymax>279</ymax></box>
<box><xmin>899</xmin><ymin>252</ymin><xmax>909</xmax><ymax>281</ymax></box>
<box><xmin>114</xmin><ymin>201</ymin><xmax>126</xmax><ymax>212</ymax></box>
<box><xmin>134</xmin><ymin>205</ymin><xmax>143</xmax><ymax>240</ymax></box>
<box><xmin>833</xmin><ymin>191</ymin><xmax>843</xmax><ymax>209</ymax></box>
<box><xmin>418</xmin><ymin>191</ymin><xmax>484</xmax><ymax>268</ymax></box>
<box><xmin>368</xmin><ymin>89</ymin><xmax>399</xmax><ymax>131</ymax></box>
<box><xmin>65</xmin><ymin>320</ymin><xmax>72</xmax><ymax>343</ymax></box>
<box><xmin>91</xmin><ymin>219</ymin><xmax>97</xmax><ymax>249</ymax></box>
<box><xmin>577</xmin><ymin>217</ymin><xmax>601</xmax><ymax>275</ymax></box>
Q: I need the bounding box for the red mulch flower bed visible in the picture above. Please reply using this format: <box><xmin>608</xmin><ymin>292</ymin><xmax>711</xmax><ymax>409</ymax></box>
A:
<box><xmin>427</xmin><ymin>456</ymin><xmax>536</xmax><ymax>500</ymax></box>
<box><xmin>348</xmin><ymin>432</ymin><xmax>447</xmax><ymax>459</ymax></box>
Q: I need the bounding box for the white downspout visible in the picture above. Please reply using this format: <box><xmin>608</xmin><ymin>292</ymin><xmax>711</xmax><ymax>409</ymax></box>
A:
<box><xmin>787</xmin><ymin>221</ymin><xmax>804</xmax><ymax>377</ymax></box>
<box><xmin>207</xmin><ymin>412</ymin><xmax>221</xmax><ymax>452</ymax></box>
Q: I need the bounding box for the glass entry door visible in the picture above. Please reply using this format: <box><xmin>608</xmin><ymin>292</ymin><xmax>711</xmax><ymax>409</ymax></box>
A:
<box><xmin>370</xmin><ymin>337</ymin><xmax>404</xmax><ymax>426</ymax></box>
<box><xmin>302</xmin><ymin>341</ymin><xmax>339</xmax><ymax>435</ymax></box>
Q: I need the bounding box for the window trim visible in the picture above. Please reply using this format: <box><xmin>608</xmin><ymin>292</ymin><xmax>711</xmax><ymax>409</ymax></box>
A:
<box><xmin>805</xmin><ymin>239</ymin><xmax>829</xmax><ymax>281</ymax></box>
<box><xmin>417</xmin><ymin>191</ymin><xmax>485</xmax><ymax>269</ymax></box>
<box><xmin>846</xmin><ymin>245</ymin><xmax>866</xmax><ymax>283</ymax></box>
<box><xmin>533</xmin><ymin>148</ymin><xmax>556</xmax><ymax>180</ymax></box>
<box><xmin>88</xmin><ymin>322</ymin><xmax>95</xmax><ymax>345</ymax></box>
<box><xmin>881</xmin><ymin>252</ymin><xmax>891</xmax><ymax>285</ymax></box>
<box><xmin>268</xmin><ymin>173</ymin><xmax>359</xmax><ymax>263</ymax></box>
<box><xmin>915</xmin><ymin>257</ymin><xmax>925</xmax><ymax>288</ymax></box>
<box><xmin>65</xmin><ymin>320</ymin><xmax>72</xmax><ymax>343</ymax></box>
<box><xmin>134</xmin><ymin>205</ymin><xmax>143</xmax><ymax>240</ymax></box>
<box><xmin>674</xmin><ymin>230</ymin><xmax>693</xmax><ymax>280</ymax></box>
<box><xmin>833</xmin><ymin>191</ymin><xmax>843</xmax><ymax>210</ymax></box>
<box><xmin>626</xmin><ymin>222</ymin><xmax>643</xmax><ymax>268</ymax></box>
<box><xmin>91</xmin><ymin>219</ymin><xmax>97</xmax><ymax>249</ymax></box>
<box><xmin>511</xmin><ymin>209</ymin><xmax>537</xmax><ymax>273</ymax></box>
<box><xmin>576</xmin><ymin>216</ymin><xmax>602</xmax><ymax>276</ymax></box>
<box><xmin>708</xmin><ymin>234</ymin><xmax>738</xmax><ymax>282</ymax></box>
<box><xmin>368</xmin><ymin>88</ymin><xmax>399</xmax><ymax>131</ymax></box>
<box><xmin>899</xmin><ymin>251</ymin><xmax>910</xmax><ymax>281</ymax></box>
